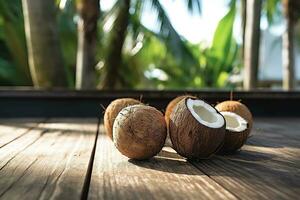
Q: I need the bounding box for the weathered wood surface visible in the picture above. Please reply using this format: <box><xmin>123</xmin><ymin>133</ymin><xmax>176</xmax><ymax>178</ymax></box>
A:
<box><xmin>191</xmin><ymin>118</ymin><xmax>300</xmax><ymax>200</ymax></box>
<box><xmin>0</xmin><ymin>118</ymin><xmax>299</xmax><ymax>200</ymax></box>
<box><xmin>0</xmin><ymin>119</ymin><xmax>42</xmax><ymax>148</ymax></box>
<box><xmin>0</xmin><ymin>119</ymin><xmax>98</xmax><ymax>200</ymax></box>
<box><xmin>88</xmin><ymin>125</ymin><xmax>237</xmax><ymax>200</ymax></box>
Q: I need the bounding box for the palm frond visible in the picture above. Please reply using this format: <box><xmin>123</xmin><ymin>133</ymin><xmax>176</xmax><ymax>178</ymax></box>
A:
<box><xmin>186</xmin><ymin>0</ymin><xmax>201</xmax><ymax>15</ymax></box>
<box><xmin>146</xmin><ymin>0</ymin><xmax>199</xmax><ymax>71</ymax></box>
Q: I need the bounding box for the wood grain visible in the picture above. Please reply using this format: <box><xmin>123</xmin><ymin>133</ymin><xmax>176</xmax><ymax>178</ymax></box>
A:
<box><xmin>0</xmin><ymin>119</ymin><xmax>42</xmax><ymax>148</ymax></box>
<box><xmin>191</xmin><ymin>117</ymin><xmax>300</xmax><ymax>200</ymax></box>
<box><xmin>88</xmin><ymin>125</ymin><xmax>237</xmax><ymax>200</ymax></box>
<box><xmin>0</xmin><ymin>119</ymin><xmax>98</xmax><ymax>200</ymax></box>
<box><xmin>1</xmin><ymin>117</ymin><xmax>299</xmax><ymax>200</ymax></box>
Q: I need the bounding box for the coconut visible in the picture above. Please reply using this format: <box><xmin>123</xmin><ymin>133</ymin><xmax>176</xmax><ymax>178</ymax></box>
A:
<box><xmin>164</xmin><ymin>95</ymin><xmax>195</xmax><ymax>147</ymax></box>
<box><xmin>169</xmin><ymin>97</ymin><xmax>226</xmax><ymax>159</ymax></box>
<box><xmin>165</xmin><ymin>95</ymin><xmax>195</xmax><ymax>125</ymax></box>
<box><xmin>215</xmin><ymin>100</ymin><xmax>253</xmax><ymax>130</ymax></box>
<box><xmin>104</xmin><ymin>98</ymin><xmax>141</xmax><ymax>140</ymax></box>
<box><xmin>217</xmin><ymin>111</ymin><xmax>250</xmax><ymax>154</ymax></box>
<box><xmin>113</xmin><ymin>104</ymin><xmax>167</xmax><ymax>160</ymax></box>
<box><xmin>215</xmin><ymin>100</ymin><xmax>253</xmax><ymax>153</ymax></box>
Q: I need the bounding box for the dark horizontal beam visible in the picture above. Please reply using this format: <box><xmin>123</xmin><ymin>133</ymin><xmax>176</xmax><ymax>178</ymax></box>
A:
<box><xmin>0</xmin><ymin>89</ymin><xmax>299</xmax><ymax>117</ymax></box>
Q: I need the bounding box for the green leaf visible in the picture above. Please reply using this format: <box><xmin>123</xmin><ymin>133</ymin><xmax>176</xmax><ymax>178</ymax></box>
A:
<box><xmin>211</xmin><ymin>0</ymin><xmax>236</xmax><ymax>59</ymax></box>
<box><xmin>207</xmin><ymin>1</ymin><xmax>237</xmax><ymax>85</ymax></box>
<box><xmin>186</xmin><ymin>0</ymin><xmax>202</xmax><ymax>15</ymax></box>
<box><xmin>0</xmin><ymin>58</ymin><xmax>24</xmax><ymax>85</ymax></box>
<box><xmin>0</xmin><ymin>0</ymin><xmax>32</xmax><ymax>84</ymax></box>
<box><xmin>147</xmin><ymin>0</ymin><xmax>199</xmax><ymax>72</ymax></box>
<box><xmin>216</xmin><ymin>71</ymin><xmax>229</xmax><ymax>87</ymax></box>
<box><xmin>264</xmin><ymin>0</ymin><xmax>281</xmax><ymax>25</ymax></box>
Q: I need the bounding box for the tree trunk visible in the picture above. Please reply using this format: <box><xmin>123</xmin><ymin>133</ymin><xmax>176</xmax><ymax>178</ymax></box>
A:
<box><xmin>282</xmin><ymin>0</ymin><xmax>296</xmax><ymax>90</ymax></box>
<box><xmin>243</xmin><ymin>0</ymin><xmax>262</xmax><ymax>90</ymax></box>
<box><xmin>75</xmin><ymin>0</ymin><xmax>100</xmax><ymax>89</ymax></box>
<box><xmin>98</xmin><ymin>0</ymin><xmax>130</xmax><ymax>89</ymax></box>
<box><xmin>241</xmin><ymin>0</ymin><xmax>247</xmax><ymax>60</ymax></box>
<box><xmin>22</xmin><ymin>0</ymin><xmax>67</xmax><ymax>88</ymax></box>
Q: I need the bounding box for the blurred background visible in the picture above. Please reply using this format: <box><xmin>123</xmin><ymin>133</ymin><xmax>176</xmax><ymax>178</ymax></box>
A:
<box><xmin>0</xmin><ymin>0</ymin><xmax>299</xmax><ymax>90</ymax></box>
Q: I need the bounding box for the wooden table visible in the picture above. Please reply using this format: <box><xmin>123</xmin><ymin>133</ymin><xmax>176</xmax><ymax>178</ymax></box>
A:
<box><xmin>0</xmin><ymin>118</ymin><xmax>299</xmax><ymax>200</ymax></box>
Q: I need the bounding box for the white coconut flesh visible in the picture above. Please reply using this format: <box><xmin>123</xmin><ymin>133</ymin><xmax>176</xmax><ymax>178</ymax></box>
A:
<box><xmin>221</xmin><ymin>111</ymin><xmax>248</xmax><ymax>132</ymax></box>
<box><xmin>186</xmin><ymin>98</ymin><xmax>225</xmax><ymax>128</ymax></box>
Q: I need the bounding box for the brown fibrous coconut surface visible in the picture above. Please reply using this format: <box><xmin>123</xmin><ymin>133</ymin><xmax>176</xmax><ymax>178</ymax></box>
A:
<box><xmin>215</xmin><ymin>100</ymin><xmax>253</xmax><ymax>154</ymax></box>
<box><xmin>169</xmin><ymin>97</ymin><xmax>226</xmax><ymax>159</ymax></box>
<box><xmin>104</xmin><ymin>98</ymin><xmax>141</xmax><ymax>140</ymax></box>
<box><xmin>113</xmin><ymin>105</ymin><xmax>167</xmax><ymax>160</ymax></box>
<box><xmin>165</xmin><ymin>95</ymin><xmax>195</xmax><ymax>126</ymax></box>
<box><xmin>164</xmin><ymin>95</ymin><xmax>195</xmax><ymax>147</ymax></box>
<box><xmin>218</xmin><ymin>127</ymin><xmax>250</xmax><ymax>154</ymax></box>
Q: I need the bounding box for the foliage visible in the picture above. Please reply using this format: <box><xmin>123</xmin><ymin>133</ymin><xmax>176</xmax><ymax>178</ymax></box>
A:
<box><xmin>263</xmin><ymin>0</ymin><xmax>282</xmax><ymax>25</ymax></box>
<box><xmin>199</xmin><ymin>1</ymin><xmax>238</xmax><ymax>88</ymax></box>
<box><xmin>0</xmin><ymin>0</ymin><xmax>240</xmax><ymax>89</ymax></box>
<box><xmin>57</xmin><ymin>1</ymin><xmax>77</xmax><ymax>87</ymax></box>
<box><xmin>0</xmin><ymin>0</ymin><xmax>31</xmax><ymax>85</ymax></box>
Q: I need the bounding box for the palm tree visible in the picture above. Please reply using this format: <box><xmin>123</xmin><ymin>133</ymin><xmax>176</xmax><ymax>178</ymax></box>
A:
<box><xmin>243</xmin><ymin>0</ymin><xmax>262</xmax><ymax>90</ymax></box>
<box><xmin>75</xmin><ymin>0</ymin><xmax>100</xmax><ymax>89</ymax></box>
<box><xmin>98</xmin><ymin>0</ymin><xmax>201</xmax><ymax>89</ymax></box>
<box><xmin>22</xmin><ymin>0</ymin><xmax>67</xmax><ymax>88</ymax></box>
<box><xmin>241</xmin><ymin>0</ymin><xmax>247</xmax><ymax>60</ymax></box>
<box><xmin>99</xmin><ymin>0</ymin><xmax>130</xmax><ymax>89</ymax></box>
<box><xmin>282</xmin><ymin>0</ymin><xmax>300</xmax><ymax>90</ymax></box>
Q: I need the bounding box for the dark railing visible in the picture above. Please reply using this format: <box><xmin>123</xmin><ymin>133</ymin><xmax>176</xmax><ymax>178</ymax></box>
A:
<box><xmin>0</xmin><ymin>89</ymin><xmax>299</xmax><ymax>117</ymax></box>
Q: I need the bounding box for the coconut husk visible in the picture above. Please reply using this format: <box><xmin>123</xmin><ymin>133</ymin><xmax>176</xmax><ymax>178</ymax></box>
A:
<box><xmin>169</xmin><ymin>97</ymin><xmax>226</xmax><ymax>159</ymax></box>
<box><xmin>113</xmin><ymin>105</ymin><xmax>167</xmax><ymax>160</ymax></box>
<box><xmin>104</xmin><ymin>98</ymin><xmax>141</xmax><ymax>140</ymax></box>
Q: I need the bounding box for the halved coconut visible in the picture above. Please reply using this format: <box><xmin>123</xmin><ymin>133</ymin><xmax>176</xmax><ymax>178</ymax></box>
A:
<box><xmin>217</xmin><ymin>111</ymin><xmax>250</xmax><ymax>154</ymax></box>
<box><xmin>215</xmin><ymin>100</ymin><xmax>253</xmax><ymax>130</ymax></box>
<box><xmin>104</xmin><ymin>98</ymin><xmax>141</xmax><ymax>140</ymax></box>
<box><xmin>169</xmin><ymin>97</ymin><xmax>226</xmax><ymax>159</ymax></box>
<box><xmin>164</xmin><ymin>95</ymin><xmax>195</xmax><ymax>147</ymax></box>
<box><xmin>113</xmin><ymin>104</ymin><xmax>167</xmax><ymax>160</ymax></box>
<box><xmin>165</xmin><ymin>95</ymin><xmax>195</xmax><ymax>125</ymax></box>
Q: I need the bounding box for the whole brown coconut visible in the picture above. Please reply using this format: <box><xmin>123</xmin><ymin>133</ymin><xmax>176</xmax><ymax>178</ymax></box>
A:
<box><xmin>215</xmin><ymin>100</ymin><xmax>253</xmax><ymax>130</ymax></box>
<box><xmin>113</xmin><ymin>104</ymin><xmax>167</xmax><ymax>160</ymax></box>
<box><xmin>104</xmin><ymin>98</ymin><xmax>141</xmax><ymax>140</ymax></box>
<box><xmin>217</xmin><ymin>111</ymin><xmax>250</xmax><ymax>154</ymax></box>
<box><xmin>169</xmin><ymin>97</ymin><xmax>226</xmax><ymax>159</ymax></box>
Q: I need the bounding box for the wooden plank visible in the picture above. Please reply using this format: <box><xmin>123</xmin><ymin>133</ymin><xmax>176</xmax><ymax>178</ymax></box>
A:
<box><xmin>0</xmin><ymin>119</ymin><xmax>42</xmax><ymax>148</ymax></box>
<box><xmin>88</xmin><ymin>126</ymin><xmax>237</xmax><ymax>200</ymax></box>
<box><xmin>248</xmin><ymin>118</ymin><xmax>300</xmax><ymax>158</ymax></box>
<box><xmin>0</xmin><ymin>118</ymin><xmax>98</xmax><ymax>200</ymax></box>
<box><xmin>191</xmin><ymin>118</ymin><xmax>300</xmax><ymax>200</ymax></box>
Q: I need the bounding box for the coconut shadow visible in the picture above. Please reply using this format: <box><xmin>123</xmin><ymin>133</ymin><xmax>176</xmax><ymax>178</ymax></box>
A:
<box><xmin>128</xmin><ymin>149</ymin><xmax>206</xmax><ymax>175</ymax></box>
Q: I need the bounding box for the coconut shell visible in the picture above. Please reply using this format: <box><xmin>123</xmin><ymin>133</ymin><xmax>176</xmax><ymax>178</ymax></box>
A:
<box><xmin>165</xmin><ymin>95</ymin><xmax>195</xmax><ymax>125</ymax></box>
<box><xmin>104</xmin><ymin>98</ymin><xmax>141</xmax><ymax>140</ymax></box>
<box><xmin>215</xmin><ymin>101</ymin><xmax>253</xmax><ymax>130</ymax></box>
<box><xmin>169</xmin><ymin>98</ymin><xmax>226</xmax><ymax>159</ymax></box>
<box><xmin>218</xmin><ymin>128</ymin><xmax>250</xmax><ymax>154</ymax></box>
<box><xmin>164</xmin><ymin>95</ymin><xmax>195</xmax><ymax>147</ymax></box>
<box><xmin>113</xmin><ymin>105</ymin><xmax>167</xmax><ymax>160</ymax></box>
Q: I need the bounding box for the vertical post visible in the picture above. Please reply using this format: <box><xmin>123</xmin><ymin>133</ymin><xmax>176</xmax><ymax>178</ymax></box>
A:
<box><xmin>243</xmin><ymin>0</ymin><xmax>262</xmax><ymax>90</ymax></box>
<box><xmin>22</xmin><ymin>0</ymin><xmax>68</xmax><ymax>88</ymax></box>
<box><xmin>76</xmin><ymin>0</ymin><xmax>100</xmax><ymax>89</ymax></box>
<box><xmin>282</xmin><ymin>0</ymin><xmax>295</xmax><ymax>90</ymax></box>
<box><xmin>241</xmin><ymin>0</ymin><xmax>247</xmax><ymax>60</ymax></box>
